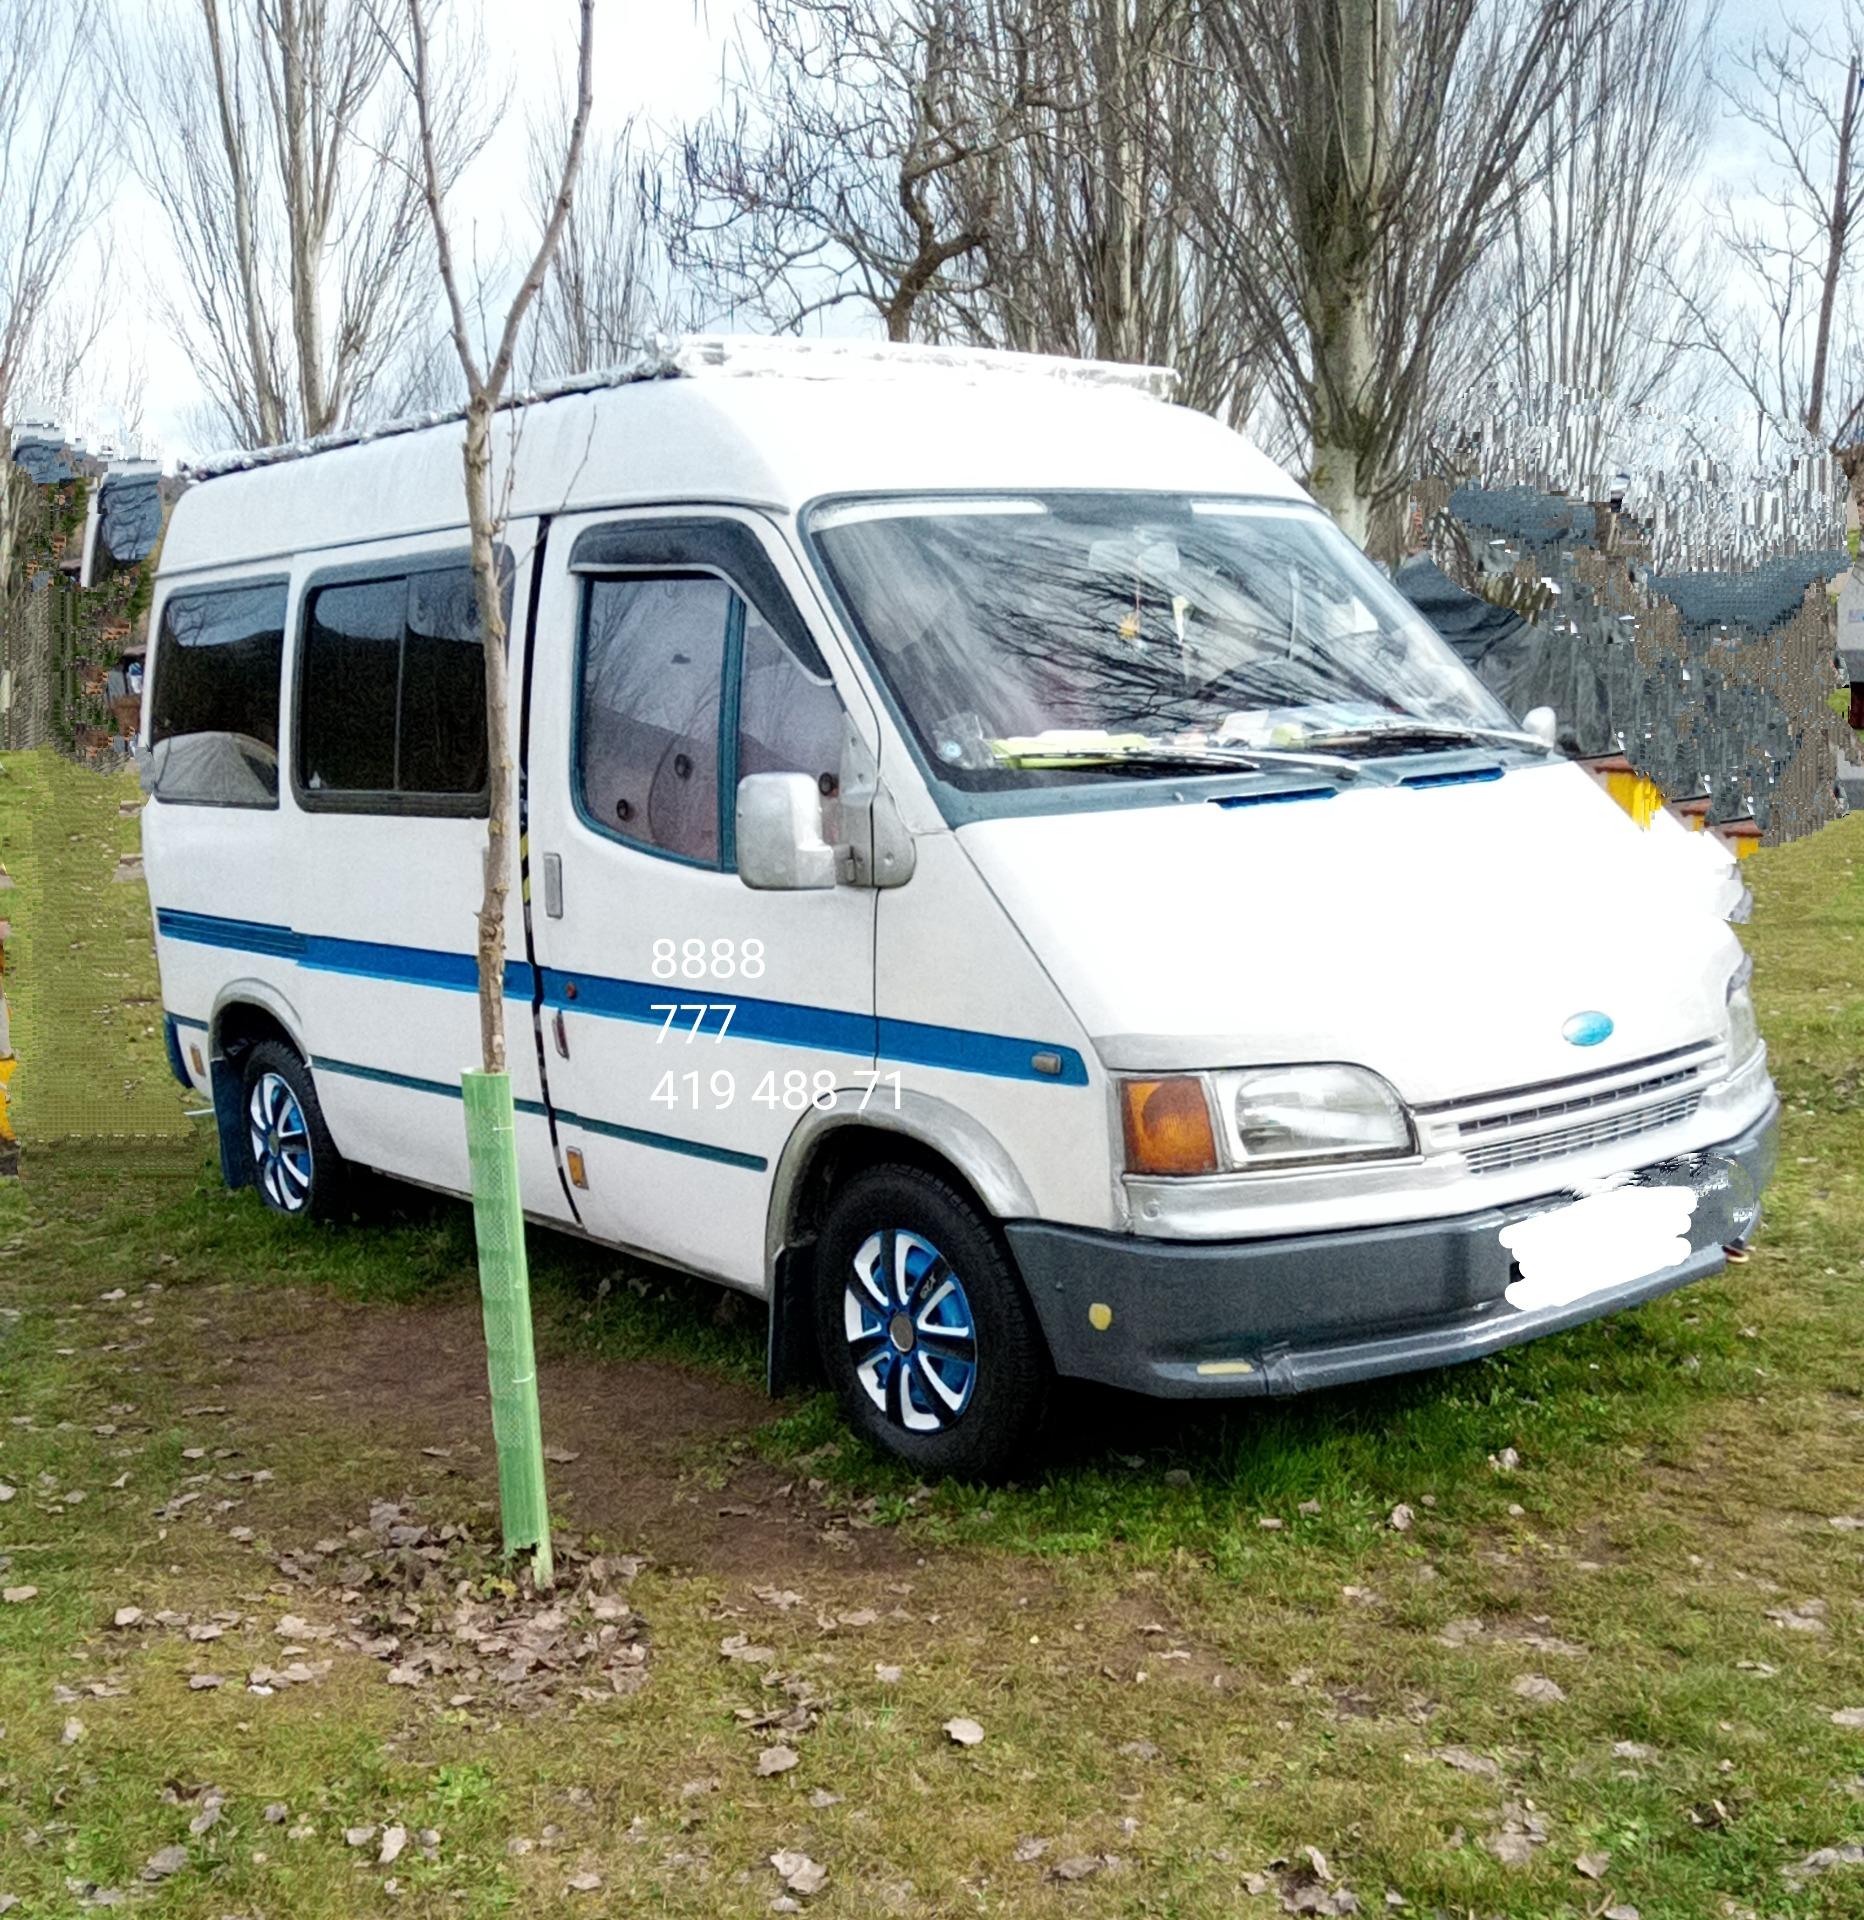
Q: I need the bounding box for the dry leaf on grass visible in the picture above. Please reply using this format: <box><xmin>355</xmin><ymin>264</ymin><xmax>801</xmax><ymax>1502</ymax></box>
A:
<box><xmin>564</xmin><ymin>1869</ymin><xmax>603</xmax><ymax>1892</ymax></box>
<box><xmin>757</xmin><ymin>1746</ymin><xmax>799</xmax><ymax>1776</ymax></box>
<box><xmin>944</xmin><ymin>1716</ymin><xmax>985</xmax><ymax>1747</ymax></box>
<box><xmin>1575</xmin><ymin>1850</ymin><xmax>1611</xmax><ymax>1879</ymax></box>
<box><xmin>141</xmin><ymin>1847</ymin><xmax>188</xmax><ymax>1881</ymax></box>
<box><xmin>1432</xmin><ymin>1746</ymin><xmax>1501</xmax><ymax>1781</ymax></box>
<box><xmin>1511</xmin><ymin>1674</ymin><xmax>1566</xmax><ymax>1704</ymax></box>
<box><xmin>1387</xmin><ymin>1504</ymin><xmax>1415</xmax><ymax>1532</ymax></box>
<box><xmin>379</xmin><ymin>1825</ymin><xmax>407</xmax><ymax>1866</ymax></box>
<box><xmin>771</xmin><ymin>1849</ymin><xmax>828</xmax><ymax>1895</ymax></box>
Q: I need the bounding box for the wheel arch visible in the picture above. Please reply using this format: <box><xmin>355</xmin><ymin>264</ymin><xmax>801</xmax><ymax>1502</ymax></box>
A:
<box><xmin>205</xmin><ymin>984</ymin><xmax>312</xmax><ymax>1193</ymax></box>
<box><xmin>762</xmin><ymin>1092</ymin><xmax>1040</xmax><ymax>1395</ymax></box>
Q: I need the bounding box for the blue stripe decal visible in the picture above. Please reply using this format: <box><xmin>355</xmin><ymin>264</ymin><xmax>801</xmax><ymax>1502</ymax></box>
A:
<box><xmin>170</xmin><ymin>1013</ymin><xmax>209</xmax><ymax>1032</ymax></box>
<box><xmin>311</xmin><ymin>1055</ymin><xmax>549</xmax><ymax>1118</ymax></box>
<box><xmin>553</xmin><ymin>1107</ymin><xmax>767</xmax><ymax>1172</ymax></box>
<box><xmin>880</xmin><ymin>1016</ymin><xmax>1089</xmax><ymax>1085</ymax></box>
<box><xmin>158</xmin><ymin>908</ymin><xmax>305</xmax><ymax>959</ymax></box>
<box><xmin>157</xmin><ymin>910</ymin><xmax>1086</xmax><ymax>1088</ymax></box>
<box><xmin>540</xmin><ymin>969</ymin><xmax>876</xmax><ymax>1057</ymax></box>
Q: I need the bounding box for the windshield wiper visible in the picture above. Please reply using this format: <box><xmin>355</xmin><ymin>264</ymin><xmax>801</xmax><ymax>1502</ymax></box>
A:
<box><xmin>1302</xmin><ymin>721</ymin><xmax>1558</xmax><ymax>757</ymax></box>
<box><xmin>994</xmin><ymin>743</ymin><xmax>1365</xmax><ymax>782</ymax></box>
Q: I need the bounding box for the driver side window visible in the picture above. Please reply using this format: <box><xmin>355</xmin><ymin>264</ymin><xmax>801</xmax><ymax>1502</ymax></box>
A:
<box><xmin>576</xmin><ymin>571</ymin><xmax>846</xmax><ymax>868</ymax></box>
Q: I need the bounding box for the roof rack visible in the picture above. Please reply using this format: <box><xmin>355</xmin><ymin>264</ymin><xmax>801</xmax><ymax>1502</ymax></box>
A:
<box><xmin>181</xmin><ymin>334</ymin><xmax>1178</xmax><ymax>482</ymax></box>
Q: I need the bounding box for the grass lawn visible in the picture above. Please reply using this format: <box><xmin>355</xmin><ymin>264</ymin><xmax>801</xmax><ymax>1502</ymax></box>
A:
<box><xmin>2</xmin><ymin>746</ymin><xmax>1862</xmax><ymax>1918</ymax></box>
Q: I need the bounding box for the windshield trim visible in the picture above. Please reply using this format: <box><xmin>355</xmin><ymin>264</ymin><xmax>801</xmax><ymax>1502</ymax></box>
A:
<box><xmin>796</xmin><ymin>487</ymin><xmax>1528</xmax><ymax>827</ymax></box>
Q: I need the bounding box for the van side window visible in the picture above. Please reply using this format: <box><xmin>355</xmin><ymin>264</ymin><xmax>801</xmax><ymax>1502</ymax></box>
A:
<box><xmin>148</xmin><ymin>580</ymin><xmax>288</xmax><ymax>807</ymax></box>
<box><xmin>297</xmin><ymin>564</ymin><xmax>490</xmax><ymax>810</ymax></box>
<box><xmin>579</xmin><ymin>575</ymin><xmax>730</xmax><ymax>864</ymax></box>
<box><xmin>738</xmin><ymin>608</ymin><xmax>846</xmax><ymax>843</ymax></box>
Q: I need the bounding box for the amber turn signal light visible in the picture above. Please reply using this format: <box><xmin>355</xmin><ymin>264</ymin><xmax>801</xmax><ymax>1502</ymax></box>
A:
<box><xmin>1120</xmin><ymin>1077</ymin><xmax>1220</xmax><ymax>1176</ymax></box>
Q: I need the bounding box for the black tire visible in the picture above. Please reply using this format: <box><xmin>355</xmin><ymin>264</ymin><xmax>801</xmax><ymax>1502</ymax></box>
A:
<box><xmin>814</xmin><ymin>1163</ymin><xmax>1051</xmax><ymax>1479</ymax></box>
<box><xmin>239</xmin><ymin>1039</ymin><xmax>349</xmax><ymax>1223</ymax></box>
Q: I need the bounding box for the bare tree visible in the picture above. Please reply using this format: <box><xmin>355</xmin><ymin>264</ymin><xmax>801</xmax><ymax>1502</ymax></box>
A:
<box><xmin>1676</xmin><ymin>6</ymin><xmax>1864</xmax><ymax>453</ymax></box>
<box><xmin>109</xmin><ymin>0</ymin><xmax>486</xmax><ymax>449</ymax></box>
<box><xmin>385</xmin><ymin>0</ymin><xmax>594</xmax><ymax>1076</ymax></box>
<box><xmin>1193</xmin><ymin>0</ymin><xmax>1616</xmax><ymax>552</ymax></box>
<box><xmin>665</xmin><ymin>0</ymin><xmax>1029</xmax><ymax>342</ymax></box>
<box><xmin>0</xmin><ymin>0</ymin><xmax>113</xmax><ymax>591</ymax></box>
<box><xmin>529</xmin><ymin>122</ymin><xmax>661</xmax><ymax>379</ymax></box>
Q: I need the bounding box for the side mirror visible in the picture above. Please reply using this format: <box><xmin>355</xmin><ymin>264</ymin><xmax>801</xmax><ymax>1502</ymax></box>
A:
<box><xmin>1522</xmin><ymin>705</ymin><xmax>1558</xmax><ymax>747</ymax></box>
<box><xmin>737</xmin><ymin>772</ymin><xmax>838</xmax><ymax>890</ymax></box>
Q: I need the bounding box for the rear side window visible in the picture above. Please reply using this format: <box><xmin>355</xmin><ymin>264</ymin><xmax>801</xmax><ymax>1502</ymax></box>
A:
<box><xmin>297</xmin><ymin>562</ymin><xmax>493</xmax><ymax>811</ymax></box>
<box><xmin>148</xmin><ymin>581</ymin><xmax>288</xmax><ymax>807</ymax></box>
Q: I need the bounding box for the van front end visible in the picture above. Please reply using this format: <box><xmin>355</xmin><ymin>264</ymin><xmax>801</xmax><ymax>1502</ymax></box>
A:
<box><xmin>1005</xmin><ymin>1042</ymin><xmax>1779</xmax><ymax>1399</ymax></box>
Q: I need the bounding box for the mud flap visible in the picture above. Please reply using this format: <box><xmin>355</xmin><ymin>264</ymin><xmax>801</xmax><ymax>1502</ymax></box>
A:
<box><xmin>766</xmin><ymin>1241</ymin><xmax>826</xmax><ymax>1397</ymax></box>
<box><xmin>210</xmin><ymin>1054</ymin><xmax>253</xmax><ymax>1191</ymax></box>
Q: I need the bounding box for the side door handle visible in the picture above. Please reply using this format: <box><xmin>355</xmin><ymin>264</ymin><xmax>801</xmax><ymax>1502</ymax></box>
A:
<box><xmin>542</xmin><ymin>852</ymin><xmax>564</xmax><ymax>919</ymax></box>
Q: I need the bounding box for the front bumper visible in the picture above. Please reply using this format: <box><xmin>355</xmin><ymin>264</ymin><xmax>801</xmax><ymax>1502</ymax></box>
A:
<box><xmin>1006</xmin><ymin>1098</ymin><xmax>1779</xmax><ymax>1398</ymax></box>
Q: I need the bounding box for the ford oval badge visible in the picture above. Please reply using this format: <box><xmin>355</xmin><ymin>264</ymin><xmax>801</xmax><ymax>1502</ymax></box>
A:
<box><xmin>1562</xmin><ymin>1010</ymin><xmax>1614</xmax><ymax>1047</ymax></box>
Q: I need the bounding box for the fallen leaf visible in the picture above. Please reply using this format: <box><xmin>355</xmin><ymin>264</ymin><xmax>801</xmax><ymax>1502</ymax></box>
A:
<box><xmin>1783</xmin><ymin>1843</ymin><xmax>1864</xmax><ymax>1884</ymax></box>
<box><xmin>564</xmin><ymin>1870</ymin><xmax>603</xmax><ymax>1892</ymax></box>
<box><xmin>1511</xmin><ymin>1674</ymin><xmax>1567</xmax><ymax>1704</ymax></box>
<box><xmin>544</xmin><ymin>1448</ymin><xmax>580</xmax><ymax>1464</ymax></box>
<box><xmin>944</xmin><ymin>1716</ymin><xmax>985</xmax><ymax>1747</ymax></box>
<box><xmin>1575</xmin><ymin>1850</ymin><xmax>1611</xmax><ymax>1879</ymax></box>
<box><xmin>0</xmin><ymin>1485</ymin><xmax>13</xmax><ymax>1503</ymax></box>
<box><xmin>807</xmin><ymin>1789</ymin><xmax>843</xmax><ymax>1810</ymax></box>
<box><xmin>141</xmin><ymin>1847</ymin><xmax>188</xmax><ymax>1881</ymax></box>
<box><xmin>1297</xmin><ymin>1499</ymin><xmax>1322</xmax><ymax>1516</ymax></box>
<box><xmin>1831</xmin><ymin>1707</ymin><xmax>1864</xmax><ymax>1728</ymax></box>
<box><xmin>757</xmin><ymin>1745</ymin><xmax>799</xmax><ymax>1776</ymax></box>
<box><xmin>379</xmin><ymin>1825</ymin><xmax>407</xmax><ymax>1866</ymax></box>
<box><xmin>1765</xmin><ymin>1600</ymin><xmax>1828</xmax><ymax>1634</ymax></box>
<box><xmin>1388</xmin><ymin>1504</ymin><xmax>1415</xmax><ymax>1532</ymax></box>
<box><xmin>1603</xmin><ymin>1906</ymin><xmax>1641</xmax><ymax>1920</ymax></box>
<box><xmin>111</xmin><ymin>1606</ymin><xmax>143</xmax><ymax>1629</ymax></box>
<box><xmin>1489</xmin><ymin>1447</ymin><xmax>1521</xmax><ymax>1472</ymax></box>
<box><xmin>61</xmin><ymin>1717</ymin><xmax>84</xmax><ymax>1746</ymax></box>
<box><xmin>1119</xmin><ymin>1739</ymin><xmax>1161</xmax><ymax>1761</ymax></box>
<box><xmin>1014</xmin><ymin>1837</ymin><xmax>1051</xmax><ymax>1863</ymax></box>
<box><xmin>263</xmin><ymin>1804</ymin><xmax>289</xmax><ymax>1824</ymax></box>
<box><xmin>345</xmin><ymin>1826</ymin><xmax>377</xmax><ymax>1848</ymax></box>
<box><xmin>719</xmin><ymin>1634</ymin><xmax>777</xmax><ymax>1664</ymax></box>
<box><xmin>1611</xmin><ymin>1740</ymin><xmax>1657</xmax><ymax>1760</ymax></box>
<box><xmin>1432</xmin><ymin>1746</ymin><xmax>1501</xmax><ymax>1781</ymax></box>
<box><xmin>2</xmin><ymin>1588</ymin><xmax>38</xmax><ymax>1604</ymax></box>
<box><xmin>771</xmin><ymin>1849</ymin><xmax>828</xmax><ymax>1894</ymax></box>
<box><xmin>874</xmin><ymin>1664</ymin><xmax>903</xmax><ymax>1683</ymax></box>
<box><xmin>1049</xmin><ymin>1855</ymin><xmax>1101</xmax><ymax>1882</ymax></box>
<box><xmin>187</xmin><ymin>1673</ymin><xmax>223</xmax><ymax>1691</ymax></box>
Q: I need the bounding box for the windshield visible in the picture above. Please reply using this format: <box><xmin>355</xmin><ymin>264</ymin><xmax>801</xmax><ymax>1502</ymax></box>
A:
<box><xmin>807</xmin><ymin>493</ymin><xmax>1517</xmax><ymax>792</ymax></box>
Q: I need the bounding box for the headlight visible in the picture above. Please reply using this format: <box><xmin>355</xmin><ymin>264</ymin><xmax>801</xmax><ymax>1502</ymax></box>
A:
<box><xmin>1217</xmin><ymin>1063</ymin><xmax>1413</xmax><ymax>1167</ymax></box>
<box><xmin>1725</xmin><ymin>958</ymin><xmax>1760</xmax><ymax>1065</ymax></box>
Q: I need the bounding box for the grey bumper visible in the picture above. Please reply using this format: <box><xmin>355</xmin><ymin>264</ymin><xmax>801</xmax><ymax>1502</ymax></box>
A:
<box><xmin>1006</xmin><ymin>1099</ymin><xmax>1779</xmax><ymax>1399</ymax></box>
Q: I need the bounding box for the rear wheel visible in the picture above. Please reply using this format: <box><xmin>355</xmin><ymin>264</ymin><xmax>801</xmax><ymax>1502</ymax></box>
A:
<box><xmin>239</xmin><ymin>1039</ymin><xmax>348</xmax><ymax>1222</ymax></box>
<box><xmin>814</xmin><ymin>1164</ymin><xmax>1051</xmax><ymax>1479</ymax></box>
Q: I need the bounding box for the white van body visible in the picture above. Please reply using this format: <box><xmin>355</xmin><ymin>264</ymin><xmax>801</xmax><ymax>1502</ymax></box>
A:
<box><xmin>143</xmin><ymin>339</ymin><xmax>1777</xmax><ymax>1472</ymax></box>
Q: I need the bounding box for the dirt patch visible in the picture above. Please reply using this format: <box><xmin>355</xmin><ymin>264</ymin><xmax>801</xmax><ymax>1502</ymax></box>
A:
<box><xmin>199</xmin><ymin>1286</ymin><xmax>923</xmax><ymax>1581</ymax></box>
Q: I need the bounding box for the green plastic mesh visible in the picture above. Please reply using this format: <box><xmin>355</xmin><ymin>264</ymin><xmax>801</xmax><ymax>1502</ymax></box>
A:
<box><xmin>462</xmin><ymin>1069</ymin><xmax>554</xmax><ymax>1583</ymax></box>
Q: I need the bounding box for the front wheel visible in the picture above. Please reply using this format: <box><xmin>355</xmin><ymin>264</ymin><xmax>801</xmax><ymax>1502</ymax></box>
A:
<box><xmin>239</xmin><ymin>1039</ymin><xmax>348</xmax><ymax>1222</ymax></box>
<box><xmin>814</xmin><ymin>1164</ymin><xmax>1051</xmax><ymax>1479</ymax></box>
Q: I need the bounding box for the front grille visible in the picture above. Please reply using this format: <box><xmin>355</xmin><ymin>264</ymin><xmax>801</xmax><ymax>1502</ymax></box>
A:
<box><xmin>1462</xmin><ymin>1089</ymin><xmax>1702</xmax><ymax>1175</ymax></box>
<box><xmin>1416</xmin><ymin>1041</ymin><xmax>1724</xmax><ymax>1178</ymax></box>
<box><xmin>1457</xmin><ymin>1060</ymin><xmax>1704</xmax><ymax>1136</ymax></box>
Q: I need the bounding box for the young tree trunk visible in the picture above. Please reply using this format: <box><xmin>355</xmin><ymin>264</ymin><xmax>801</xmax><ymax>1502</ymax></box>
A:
<box><xmin>461</xmin><ymin>394</ymin><xmax>509</xmax><ymax>1074</ymax></box>
<box><xmin>1806</xmin><ymin>53</ymin><xmax>1860</xmax><ymax>442</ymax></box>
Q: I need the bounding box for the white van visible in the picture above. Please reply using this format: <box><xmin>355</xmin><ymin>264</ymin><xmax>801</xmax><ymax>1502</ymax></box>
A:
<box><xmin>142</xmin><ymin>338</ymin><xmax>1778</xmax><ymax>1477</ymax></box>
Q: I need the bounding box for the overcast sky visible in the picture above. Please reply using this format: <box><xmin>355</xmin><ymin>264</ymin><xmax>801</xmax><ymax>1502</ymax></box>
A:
<box><xmin>74</xmin><ymin>0</ymin><xmax>1845</xmax><ymax>467</ymax></box>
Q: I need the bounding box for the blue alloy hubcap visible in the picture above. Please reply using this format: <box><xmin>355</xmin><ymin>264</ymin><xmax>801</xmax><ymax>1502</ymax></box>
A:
<box><xmin>844</xmin><ymin>1228</ymin><xmax>978</xmax><ymax>1432</ymax></box>
<box><xmin>248</xmin><ymin>1071</ymin><xmax>313</xmax><ymax>1212</ymax></box>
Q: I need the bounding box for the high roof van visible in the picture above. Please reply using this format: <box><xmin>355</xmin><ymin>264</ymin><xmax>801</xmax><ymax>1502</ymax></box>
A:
<box><xmin>142</xmin><ymin>338</ymin><xmax>1778</xmax><ymax>1476</ymax></box>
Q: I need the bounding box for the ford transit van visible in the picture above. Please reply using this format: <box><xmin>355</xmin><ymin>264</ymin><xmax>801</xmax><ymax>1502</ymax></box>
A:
<box><xmin>143</xmin><ymin>338</ymin><xmax>1777</xmax><ymax>1476</ymax></box>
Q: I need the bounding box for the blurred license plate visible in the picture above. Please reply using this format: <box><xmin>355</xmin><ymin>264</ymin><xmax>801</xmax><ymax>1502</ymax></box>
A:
<box><xmin>1499</xmin><ymin>1185</ymin><xmax>1698</xmax><ymax>1313</ymax></box>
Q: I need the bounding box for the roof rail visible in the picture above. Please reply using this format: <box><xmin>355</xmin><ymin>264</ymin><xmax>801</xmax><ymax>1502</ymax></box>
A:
<box><xmin>181</xmin><ymin>335</ymin><xmax>1178</xmax><ymax>482</ymax></box>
